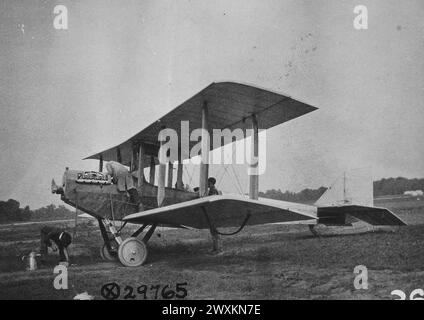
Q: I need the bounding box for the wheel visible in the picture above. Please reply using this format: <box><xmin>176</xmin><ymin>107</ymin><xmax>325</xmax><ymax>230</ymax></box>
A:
<box><xmin>100</xmin><ymin>244</ymin><xmax>117</xmax><ymax>261</ymax></box>
<box><xmin>118</xmin><ymin>237</ymin><xmax>148</xmax><ymax>267</ymax></box>
<box><xmin>100</xmin><ymin>240</ymin><xmax>118</xmax><ymax>261</ymax></box>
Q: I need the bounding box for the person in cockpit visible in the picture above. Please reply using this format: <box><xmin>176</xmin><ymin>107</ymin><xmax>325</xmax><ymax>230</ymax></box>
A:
<box><xmin>208</xmin><ymin>177</ymin><xmax>220</xmax><ymax>196</ymax></box>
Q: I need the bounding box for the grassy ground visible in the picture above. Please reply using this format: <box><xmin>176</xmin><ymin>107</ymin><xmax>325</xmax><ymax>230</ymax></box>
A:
<box><xmin>0</xmin><ymin>197</ymin><xmax>423</xmax><ymax>300</ymax></box>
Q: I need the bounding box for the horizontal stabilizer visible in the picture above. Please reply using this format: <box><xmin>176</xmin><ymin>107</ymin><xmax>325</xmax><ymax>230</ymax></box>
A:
<box><xmin>317</xmin><ymin>205</ymin><xmax>406</xmax><ymax>226</ymax></box>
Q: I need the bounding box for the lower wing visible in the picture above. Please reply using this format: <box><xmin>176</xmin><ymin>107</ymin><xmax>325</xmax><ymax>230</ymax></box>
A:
<box><xmin>123</xmin><ymin>195</ymin><xmax>317</xmax><ymax>229</ymax></box>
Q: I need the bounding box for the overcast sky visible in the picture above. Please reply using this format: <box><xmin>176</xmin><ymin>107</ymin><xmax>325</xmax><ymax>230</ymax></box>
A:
<box><xmin>1</xmin><ymin>0</ymin><xmax>423</xmax><ymax>209</ymax></box>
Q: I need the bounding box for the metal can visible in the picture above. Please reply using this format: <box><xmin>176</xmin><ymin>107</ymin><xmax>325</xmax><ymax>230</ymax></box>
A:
<box><xmin>22</xmin><ymin>251</ymin><xmax>39</xmax><ymax>271</ymax></box>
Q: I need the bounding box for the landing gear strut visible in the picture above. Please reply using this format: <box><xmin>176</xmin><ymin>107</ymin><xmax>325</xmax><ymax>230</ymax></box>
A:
<box><xmin>98</xmin><ymin>218</ymin><xmax>157</xmax><ymax>267</ymax></box>
<box><xmin>118</xmin><ymin>223</ymin><xmax>157</xmax><ymax>267</ymax></box>
<box><xmin>98</xmin><ymin>218</ymin><xmax>121</xmax><ymax>261</ymax></box>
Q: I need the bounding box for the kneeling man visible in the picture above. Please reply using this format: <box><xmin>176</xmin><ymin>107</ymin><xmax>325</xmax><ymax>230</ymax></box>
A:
<box><xmin>40</xmin><ymin>226</ymin><xmax>72</xmax><ymax>265</ymax></box>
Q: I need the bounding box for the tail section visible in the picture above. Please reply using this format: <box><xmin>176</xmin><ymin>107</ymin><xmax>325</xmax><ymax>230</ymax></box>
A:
<box><xmin>315</xmin><ymin>168</ymin><xmax>373</xmax><ymax>207</ymax></box>
<box><xmin>315</xmin><ymin>169</ymin><xmax>406</xmax><ymax>226</ymax></box>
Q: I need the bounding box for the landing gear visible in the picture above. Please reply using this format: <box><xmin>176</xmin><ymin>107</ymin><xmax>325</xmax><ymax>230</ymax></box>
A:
<box><xmin>98</xmin><ymin>218</ymin><xmax>121</xmax><ymax>261</ymax></box>
<box><xmin>117</xmin><ymin>237</ymin><xmax>148</xmax><ymax>267</ymax></box>
<box><xmin>98</xmin><ymin>217</ymin><xmax>157</xmax><ymax>267</ymax></box>
<box><xmin>116</xmin><ymin>224</ymin><xmax>157</xmax><ymax>266</ymax></box>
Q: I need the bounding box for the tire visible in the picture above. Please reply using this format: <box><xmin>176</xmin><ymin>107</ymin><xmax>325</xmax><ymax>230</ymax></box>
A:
<box><xmin>118</xmin><ymin>237</ymin><xmax>148</xmax><ymax>267</ymax></box>
<box><xmin>100</xmin><ymin>240</ymin><xmax>118</xmax><ymax>261</ymax></box>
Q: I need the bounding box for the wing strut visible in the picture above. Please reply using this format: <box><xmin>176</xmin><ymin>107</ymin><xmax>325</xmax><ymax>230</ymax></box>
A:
<box><xmin>199</xmin><ymin>101</ymin><xmax>210</xmax><ymax>197</ymax></box>
<box><xmin>249</xmin><ymin>115</ymin><xmax>259</xmax><ymax>200</ymax></box>
<box><xmin>176</xmin><ymin>160</ymin><xmax>184</xmax><ymax>189</ymax></box>
<box><xmin>99</xmin><ymin>155</ymin><xmax>103</xmax><ymax>172</ymax></box>
<box><xmin>157</xmin><ymin>126</ymin><xmax>166</xmax><ymax>207</ymax></box>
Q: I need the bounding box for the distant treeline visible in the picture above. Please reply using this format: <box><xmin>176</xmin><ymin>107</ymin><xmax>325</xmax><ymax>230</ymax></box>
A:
<box><xmin>259</xmin><ymin>177</ymin><xmax>424</xmax><ymax>203</ymax></box>
<box><xmin>373</xmin><ymin>177</ymin><xmax>424</xmax><ymax>197</ymax></box>
<box><xmin>0</xmin><ymin>199</ymin><xmax>31</xmax><ymax>223</ymax></box>
<box><xmin>0</xmin><ymin>200</ymin><xmax>75</xmax><ymax>224</ymax></box>
<box><xmin>259</xmin><ymin>187</ymin><xmax>327</xmax><ymax>203</ymax></box>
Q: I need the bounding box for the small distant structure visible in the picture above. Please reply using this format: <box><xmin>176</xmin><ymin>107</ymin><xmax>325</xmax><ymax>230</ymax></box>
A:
<box><xmin>404</xmin><ymin>190</ymin><xmax>423</xmax><ymax>197</ymax></box>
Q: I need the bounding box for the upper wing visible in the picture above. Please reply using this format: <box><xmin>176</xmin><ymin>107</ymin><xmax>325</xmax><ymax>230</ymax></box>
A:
<box><xmin>123</xmin><ymin>195</ymin><xmax>317</xmax><ymax>229</ymax></box>
<box><xmin>84</xmin><ymin>82</ymin><xmax>317</xmax><ymax>166</ymax></box>
<box><xmin>317</xmin><ymin>205</ymin><xmax>406</xmax><ymax>226</ymax></box>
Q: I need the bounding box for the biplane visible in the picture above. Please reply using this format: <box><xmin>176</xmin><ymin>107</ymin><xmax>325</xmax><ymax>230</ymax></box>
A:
<box><xmin>51</xmin><ymin>82</ymin><xmax>406</xmax><ymax>267</ymax></box>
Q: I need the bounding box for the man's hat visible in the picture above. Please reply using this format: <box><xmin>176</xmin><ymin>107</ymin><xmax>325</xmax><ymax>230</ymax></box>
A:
<box><xmin>208</xmin><ymin>177</ymin><xmax>216</xmax><ymax>184</ymax></box>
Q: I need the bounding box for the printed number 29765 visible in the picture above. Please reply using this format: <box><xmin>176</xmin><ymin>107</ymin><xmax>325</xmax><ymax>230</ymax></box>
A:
<box><xmin>124</xmin><ymin>282</ymin><xmax>188</xmax><ymax>300</ymax></box>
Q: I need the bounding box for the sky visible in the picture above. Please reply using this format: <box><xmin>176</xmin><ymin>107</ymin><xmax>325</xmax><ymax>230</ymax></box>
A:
<box><xmin>0</xmin><ymin>0</ymin><xmax>423</xmax><ymax>209</ymax></box>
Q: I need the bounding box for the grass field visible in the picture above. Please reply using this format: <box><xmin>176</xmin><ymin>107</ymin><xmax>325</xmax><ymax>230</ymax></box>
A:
<box><xmin>0</xmin><ymin>196</ymin><xmax>423</xmax><ymax>300</ymax></box>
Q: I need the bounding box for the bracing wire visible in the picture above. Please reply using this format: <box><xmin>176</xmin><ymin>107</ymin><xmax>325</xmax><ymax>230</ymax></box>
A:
<box><xmin>230</xmin><ymin>164</ymin><xmax>246</xmax><ymax>196</ymax></box>
<box><xmin>222</xmin><ymin>164</ymin><xmax>243</xmax><ymax>195</ymax></box>
<box><xmin>217</xmin><ymin>164</ymin><xmax>229</xmax><ymax>186</ymax></box>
